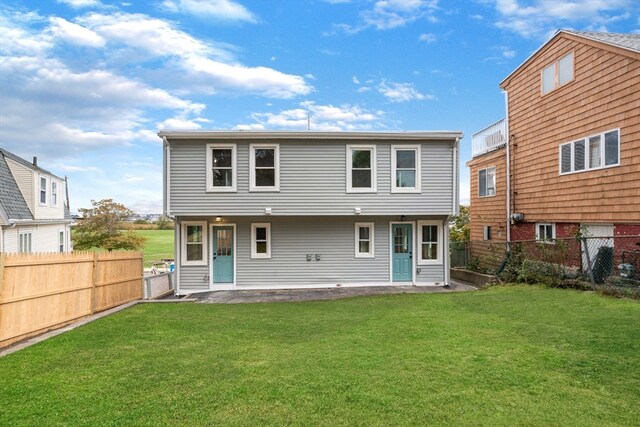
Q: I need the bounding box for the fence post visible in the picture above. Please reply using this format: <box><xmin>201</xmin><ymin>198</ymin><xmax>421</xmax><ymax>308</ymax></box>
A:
<box><xmin>91</xmin><ymin>252</ymin><xmax>98</xmax><ymax>314</ymax></box>
<box><xmin>581</xmin><ymin>238</ymin><xmax>596</xmax><ymax>288</ymax></box>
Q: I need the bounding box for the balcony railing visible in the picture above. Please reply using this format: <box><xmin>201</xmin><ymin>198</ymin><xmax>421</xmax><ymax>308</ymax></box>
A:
<box><xmin>472</xmin><ymin>118</ymin><xmax>506</xmax><ymax>157</ymax></box>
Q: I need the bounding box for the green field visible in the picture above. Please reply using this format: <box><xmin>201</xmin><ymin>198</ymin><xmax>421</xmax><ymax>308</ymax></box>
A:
<box><xmin>1</xmin><ymin>285</ymin><xmax>639</xmax><ymax>426</ymax></box>
<box><xmin>134</xmin><ymin>229</ymin><xmax>174</xmax><ymax>266</ymax></box>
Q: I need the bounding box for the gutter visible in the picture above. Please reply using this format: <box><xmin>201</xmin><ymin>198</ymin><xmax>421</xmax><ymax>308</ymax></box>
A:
<box><xmin>157</xmin><ymin>130</ymin><xmax>464</xmax><ymax>141</ymax></box>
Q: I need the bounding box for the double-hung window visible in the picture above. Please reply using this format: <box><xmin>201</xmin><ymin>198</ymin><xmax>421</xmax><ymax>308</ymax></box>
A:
<box><xmin>59</xmin><ymin>230</ymin><xmax>65</xmax><ymax>252</ymax></box>
<box><xmin>19</xmin><ymin>231</ymin><xmax>32</xmax><ymax>253</ymax></box>
<box><xmin>251</xmin><ymin>223</ymin><xmax>271</xmax><ymax>259</ymax></box>
<box><xmin>478</xmin><ymin>167</ymin><xmax>496</xmax><ymax>197</ymax></box>
<box><xmin>354</xmin><ymin>222</ymin><xmax>374</xmax><ymax>258</ymax></box>
<box><xmin>250</xmin><ymin>144</ymin><xmax>279</xmax><ymax>191</ymax></box>
<box><xmin>536</xmin><ymin>223</ymin><xmax>555</xmax><ymax>242</ymax></box>
<box><xmin>206</xmin><ymin>144</ymin><xmax>236</xmax><ymax>192</ymax></box>
<box><xmin>483</xmin><ymin>226</ymin><xmax>492</xmax><ymax>241</ymax></box>
<box><xmin>542</xmin><ymin>51</ymin><xmax>573</xmax><ymax>95</ymax></box>
<box><xmin>39</xmin><ymin>176</ymin><xmax>47</xmax><ymax>204</ymax></box>
<box><xmin>347</xmin><ymin>145</ymin><xmax>377</xmax><ymax>192</ymax></box>
<box><xmin>51</xmin><ymin>181</ymin><xmax>58</xmax><ymax>206</ymax></box>
<box><xmin>559</xmin><ymin>129</ymin><xmax>619</xmax><ymax>175</ymax></box>
<box><xmin>391</xmin><ymin>145</ymin><xmax>421</xmax><ymax>193</ymax></box>
<box><xmin>182</xmin><ymin>222</ymin><xmax>207</xmax><ymax>265</ymax></box>
<box><xmin>417</xmin><ymin>221</ymin><xmax>441</xmax><ymax>264</ymax></box>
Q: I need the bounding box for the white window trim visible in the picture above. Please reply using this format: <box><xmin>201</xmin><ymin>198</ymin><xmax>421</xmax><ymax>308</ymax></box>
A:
<box><xmin>251</xmin><ymin>223</ymin><xmax>271</xmax><ymax>259</ymax></box>
<box><xmin>478</xmin><ymin>166</ymin><xmax>496</xmax><ymax>198</ymax></box>
<box><xmin>559</xmin><ymin>128</ymin><xmax>620</xmax><ymax>175</ymax></box>
<box><xmin>354</xmin><ymin>222</ymin><xmax>375</xmax><ymax>258</ymax></box>
<box><xmin>483</xmin><ymin>225</ymin><xmax>492</xmax><ymax>241</ymax></box>
<box><xmin>51</xmin><ymin>181</ymin><xmax>58</xmax><ymax>207</ymax></box>
<box><xmin>39</xmin><ymin>175</ymin><xmax>48</xmax><ymax>205</ymax></box>
<box><xmin>346</xmin><ymin>145</ymin><xmax>377</xmax><ymax>193</ymax></box>
<box><xmin>250</xmin><ymin>144</ymin><xmax>280</xmax><ymax>192</ymax></box>
<box><xmin>541</xmin><ymin>51</ymin><xmax>574</xmax><ymax>95</ymax></box>
<box><xmin>181</xmin><ymin>221</ymin><xmax>208</xmax><ymax>266</ymax></box>
<box><xmin>417</xmin><ymin>220</ymin><xmax>442</xmax><ymax>265</ymax></box>
<box><xmin>58</xmin><ymin>229</ymin><xmax>65</xmax><ymax>252</ymax></box>
<box><xmin>206</xmin><ymin>143</ymin><xmax>237</xmax><ymax>192</ymax></box>
<box><xmin>535</xmin><ymin>223</ymin><xmax>556</xmax><ymax>243</ymax></box>
<box><xmin>19</xmin><ymin>230</ymin><xmax>33</xmax><ymax>253</ymax></box>
<box><xmin>391</xmin><ymin>145</ymin><xmax>421</xmax><ymax>193</ymax></box>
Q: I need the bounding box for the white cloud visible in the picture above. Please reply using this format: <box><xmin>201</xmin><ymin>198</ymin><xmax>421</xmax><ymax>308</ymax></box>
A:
<box><xmin>49</xmin><ymin>17</ymin><xmax>105</xmax><ymax>47</ymax></box>
<box><xmin>352</xmin><ymin>75</ymin><xmax>360</xmax><ymax>84</ymax></box>
<box><xmin>493</xmin><ymin>0</ymin><xmax>635</xmax><ymax>38</ymax></box>
<box><xmin>332</xmin><ymin>0</ymin><xmax>439</xmax><ymax>33</ymax></box>
<box><xmin>418</xmin><ymin>32</ymin><xmax>437</xmax><ymax>43</ymax></box>
<box><xmin>238</xmin><ymin>102</ymin><xmax>386</xmax><ymax>131</ymax></box>
<box><xmin>57</xmin><ymin>0</ymin><xmax>103</xmax><ymax>8</ymax></box>
<box><xmin>377</xmin><ymin>81</ymin><xmax>435</xmax><ymax>103</ymax></box>
<box><xmin>158</xmin><ymin>117</ymin><xmax>203</xmax><ymax>130</ymax></box>
<box><xmin>161</xmin><ymin>0</ymin><xmax>257</xmax><ymax>23</ymax></box>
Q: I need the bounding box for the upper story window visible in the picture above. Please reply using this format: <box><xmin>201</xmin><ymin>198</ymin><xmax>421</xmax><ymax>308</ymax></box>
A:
<box><xmin>347</xmin><ymin>145</ymin><xmax>377</xmax><ymax>193</ymax></box>
<box><xmin>251</xmin><ymin>223</ymin><xmax>271</xmax><ymax>259</ymax></box>
<box><xmin>354</xmin><ymin>222</ymin><xmax>375</xmax><ymax>258</ymax></box>
<box><xmin>478</xmin><ymin>167</ymin><xmax>496</xmax><ymax>197</ymax></box>
<box><xmin>206</xmin><ymin>144</ymin><xmax>236</xmax><ymax>192</ymax></box>
<box><xmin>542</xmin><ymin>51</ymin><xmax>573</xmax><ymax>95</ymax></box>
<box><xmin>39</xmin><ymin>176</ymin><xmax>47</xmax><ymax>204</ymax></box>
<box><xmin>559</xmin><ymin>129</ymin><xmax>619</xmax><ymax>175</ymax></box>
<box><xmin>51</xmin><ymin>181</ymin><xmax>58</xmax><ymax>206</ymax></box>
<box><xmin>417</xmin><ymin>221</ymin><xmax>442</xmax><ymax>264</ymax></box>
<box><xmin>181</xmin><ymin>221</ymin><xmax>207</xmax><ymax>265</ymax></box>
<box><xmin>536</xmin><ymin>223</ymin><xmax>555</xmax><ymax>243</ymax></box>
<box><xmin>391</xmin><ymin>145</ymin><xmax>421</xmax><ymax>193</ymax></box>
<box><xmin>250</xmin><ymin>144</ymin><xmax>280</xmax><ymax>192</ymax></box>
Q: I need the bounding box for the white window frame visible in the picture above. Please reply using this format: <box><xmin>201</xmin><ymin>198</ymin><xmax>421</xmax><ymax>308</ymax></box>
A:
<box><xmin>51</xmin><ymin>181</ymin><xmax>58</xmax><ymax>207</ymax></box>
<box><xmin>250</xmin><ymin>144</ymin><xmax>280</xmax><ymax>192</ymax></box>
<box><xmin>19</xmin><ymin>230</ymin><xmax>33</xmax><ymax>253</ymax></box>
<box><xmin>478</xmin><ymin>166</ymin><xmax>496</xmax><ymax>198</ymax></box>
<box><xmin>206</xmin><ymin>143</ymin><xmax>237</xmax><ymax>192</ymax></box>
<box><xmin>354</xmin><ymin>222</ymin><xmax>375</xmax><ymax>258</ymax></box>
<box><xmin>536</xmin><ymin>223</ymin><xmax>556</xmax><ymax>243</ymax></box>
<box><xmin>181</xmin><ymin>221</ymin><xmax>208</xmax><ymax>266</ymax></box>
<box><xmin>346</xmin><ymin>145</ymin><xmax>377</xmax><ymax>193</ymax></box>
<box><xmin>559</xmin><ymin>128</ymin><xmax>620</xmax><ymax>175</ymax></box>
<box><xmin>251</xmin><ymin>223</ymin><xmax>271</xmax><ymax>259</ymax></box>
<box><xmin>39</xmin><ymin>176</ymin><xmax>48</xmax><ymax>205</ymax></box>
<box><xmin>417</xmin><ymin>220</ymin><xmax>442</xmax><ymax>265</ymax></box>
<box><xmin>541</xmin><ymin>51</ymin><xmax>574</xmax><ymax>95</ymax></box>
<box><xmin>59</xmin><ymin>230</ymin><xmax>65</xmax><ymax>252</ymax></box>
<box><xmin>483</xmin><ymin>225</ymin><xmax>492</xmax><ymax>241</ymax></box>
<box><xmin>391</xmin><ymin>145</ymin><xmax>421</xmax><ymax>193</ymax></box>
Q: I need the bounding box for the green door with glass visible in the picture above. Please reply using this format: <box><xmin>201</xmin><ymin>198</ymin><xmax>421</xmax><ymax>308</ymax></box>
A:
<box><xmin>212</xmin><ymin>226</ymin><xmax>233</xmax><ymax>283</ymax></box>
<box><xmin>392</xmin><ymin>224</ymin><xmax>413</xmax><ymax>282</ymax></box>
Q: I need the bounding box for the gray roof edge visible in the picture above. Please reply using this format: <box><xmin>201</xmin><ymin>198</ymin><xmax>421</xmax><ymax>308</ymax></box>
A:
<box><xmin>158</xmin><ymin>130</ymin><xmax>464</xmax><ymax>141</ymax></box>
<box><xmin>0</xmin><ymin>148</ymin><xmax>66</xmax><ymax>181</ymax></box>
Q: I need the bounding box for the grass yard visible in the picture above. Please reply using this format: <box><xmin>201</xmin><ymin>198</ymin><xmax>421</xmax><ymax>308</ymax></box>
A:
<box><xmin>133</xmin><ymin>229</ymin><xmax>174</xmax><ymax>266</ymax></box>
<box><xmin>1</xmin><ymin>285</ymin><xmax>639</xmax><ymax>426</ymax></box>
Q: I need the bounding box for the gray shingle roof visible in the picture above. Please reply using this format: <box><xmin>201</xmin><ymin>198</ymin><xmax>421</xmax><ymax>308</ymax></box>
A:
<box><xmin>0</xmin><ymin>150</ymin><xmax>33</xmax><ymax>221</ymax></box>
<box><xmin>565</xmin><ymin>31</ymin><xmax>640</xmax><ymax>53</ymax></box>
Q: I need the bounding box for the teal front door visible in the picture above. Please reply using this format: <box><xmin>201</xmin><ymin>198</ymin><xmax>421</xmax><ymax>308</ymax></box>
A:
<box><xmin>212</xmin><ymin>226</ymin><xmax>233</xmax><ymax>283</ymax></box>
<box><xmin>392</xmin><ymin>224</ymin><xmax>413</xmax><ymax>282</ymax></box>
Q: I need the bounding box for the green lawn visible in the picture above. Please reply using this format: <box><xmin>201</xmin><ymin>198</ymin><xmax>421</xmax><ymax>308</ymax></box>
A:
<box><xmin>134</xmin><ymin>229</ymin><xmax>174</xmax><ymax>266</ymax></box>
<box><xmin>2</xmin><ymin>286</ymin><xmax>639</xmax><ymax>426</ymax></box>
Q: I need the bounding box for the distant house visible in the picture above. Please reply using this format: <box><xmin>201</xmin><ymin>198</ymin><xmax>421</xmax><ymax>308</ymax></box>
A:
<box><xmin>160</xmin><ymin>130</ymin><xmax>462</xmax><ymax>294</ymax></box>
<box><xmin>468</xmin><ymin>30</ymin><xmax>640</xmax><ymax>262</ymax></box>
<box><xmin>0</xmin><ymin>148</ymin><xmax>72</xmax><ymax>253</ymax></box>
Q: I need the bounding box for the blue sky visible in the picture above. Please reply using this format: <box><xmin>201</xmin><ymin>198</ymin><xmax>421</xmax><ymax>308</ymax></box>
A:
<box><xmin>1</xmin><ymin>0</ymin><xmax>638</xmax><ymax>213</ymax></box>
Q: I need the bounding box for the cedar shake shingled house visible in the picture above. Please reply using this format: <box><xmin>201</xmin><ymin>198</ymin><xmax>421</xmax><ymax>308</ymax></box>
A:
<box><xmin>468</xmin><ymin>30</ymin><xmax>640</xmax><ymax>263</ymax></box>
<box><xmin>0</xmin><ymin>148</ymin><xmax>72</xmax><ymax>253</ymax></box>
<box><xmin>160</xmin><ymin>131</ymin><xmax>462</xmax><ymax>294</ymax></box>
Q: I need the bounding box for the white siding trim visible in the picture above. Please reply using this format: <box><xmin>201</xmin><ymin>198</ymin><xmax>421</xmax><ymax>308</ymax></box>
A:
<box><xmin>250</xmin><ymin>143</ymin><xmax>280</xmax><ymax>192</ymax></box>
<box><xmin>391</xmin><ymin>145</ymin><xmax>421</xmax><ymax>193</ymax></box>
<box><xmin>251</xmin><ymin>223</ymin><xmax>271</xmax><ymax>259</ymax></box>
<box><xmin>346</xmin><ymin>145</ymin><xmax>377</xmax><ymax>193</ymax></box>
<box><xmin>354</xmin><ymin>222</ymin><xmax>375</xmax><ymax>258</ymax></box>
<box><xmin>181</xmin><ymin>221</ymin><xmax>208</xmax><ymax>266</ymax></box>
<box><xmin>417</xmin><ymin>220</ymin><xmax>443</xmax><ymax>265</ymax></box>
<box><xmin>206</xmin><ymin>143</ymin><xmax>237</xmax><ymax>192</ymax></box>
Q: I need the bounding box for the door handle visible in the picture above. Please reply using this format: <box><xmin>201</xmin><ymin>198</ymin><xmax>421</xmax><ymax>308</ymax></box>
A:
<box><xmin>213</xmin><ymin>256</ymin><xmax>217</xmax><ymax>260</ymax></box>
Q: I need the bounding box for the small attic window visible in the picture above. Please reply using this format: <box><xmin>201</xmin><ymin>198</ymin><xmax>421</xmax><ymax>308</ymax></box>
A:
<box><xmin>542</xmin><ymin>52</ymin><xmax>574</xmax><ymax>95</ymax></box>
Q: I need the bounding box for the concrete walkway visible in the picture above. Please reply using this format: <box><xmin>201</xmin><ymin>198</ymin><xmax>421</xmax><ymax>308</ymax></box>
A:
<box><xmin>190</xmin><ymin>280</ymin><xmax>477</xmax><ymax>304</ymax></box>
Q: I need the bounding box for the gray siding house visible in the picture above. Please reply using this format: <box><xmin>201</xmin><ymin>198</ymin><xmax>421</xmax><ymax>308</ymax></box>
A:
<box><xmin>160</xmin><ymin>131</ymin><xmax>462</xmax><ymax>294</ymax></box>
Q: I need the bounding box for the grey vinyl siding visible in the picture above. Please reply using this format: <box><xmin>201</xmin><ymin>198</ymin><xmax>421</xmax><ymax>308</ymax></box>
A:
<box><xmin>178</xmin><ymin>265</ymin><xmax>210</xmax><ymax>292</ymax></box>
<box><xmin>168</xmin><ymin>140</ymin><xmax>455</xmax><ymax>216</ymax></box>
<box><xmin>415</xmin><ymin>265</ymin><xmax>445</xmax><ymax>283</ymax></box>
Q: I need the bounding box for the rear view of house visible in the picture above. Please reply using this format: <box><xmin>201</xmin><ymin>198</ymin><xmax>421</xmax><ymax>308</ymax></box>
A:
<box><xmin>161</xmin><ymin>131</ymin><xmax>462</xmax><ymax>294</ymax></box>
<box><xmin>0</xmin><ymin>148</ymin><xmax>72</xmax><ymax>253</ymax></box>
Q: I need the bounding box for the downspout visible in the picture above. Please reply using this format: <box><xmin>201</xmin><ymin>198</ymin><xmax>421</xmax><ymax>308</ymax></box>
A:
<box><xmin>163</xmin><ymin>137</ymin><xmax>171</xmax><ymax>219</ymax></box>
<box><xmin>504</xmin><ymin>90</ymin><xmax>511</xmax><ymax>249</ymax></box>
<box><xmin>446</xmin><ymin>137</ymin><xmax>460</xmax><ymax>287</ymax></box>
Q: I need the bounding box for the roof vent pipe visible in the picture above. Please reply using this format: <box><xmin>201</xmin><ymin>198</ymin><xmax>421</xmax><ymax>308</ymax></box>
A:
<box><xmin>33</xmin><ymin>156</ymin><xmax>37</xmax><ymax>166</ymax></box>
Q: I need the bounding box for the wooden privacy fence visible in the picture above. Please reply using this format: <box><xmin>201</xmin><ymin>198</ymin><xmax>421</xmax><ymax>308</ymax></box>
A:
<box><xmin>0</xmin><ymin>251</ymin><xmax>143</xmax><ymax>349</ymax></box>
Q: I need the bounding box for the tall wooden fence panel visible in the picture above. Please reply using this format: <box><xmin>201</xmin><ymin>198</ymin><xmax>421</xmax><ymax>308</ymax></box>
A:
<box><xmin>0</xmin><ymin>251</ymin><xmax>143</xmax><ymax>349</ymax></box>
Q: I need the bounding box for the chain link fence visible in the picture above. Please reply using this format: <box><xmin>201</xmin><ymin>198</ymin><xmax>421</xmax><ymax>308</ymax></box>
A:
<box><xmin>451</xmin><ymin>236</ymin><xmax>640</xmax><ymax>298</ymax></box>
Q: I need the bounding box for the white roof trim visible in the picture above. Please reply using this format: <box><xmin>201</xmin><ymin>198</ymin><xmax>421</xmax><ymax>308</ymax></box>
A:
<box><xmin>158</xmin><ymin>130</ymin><xmax>464</xmax><ymax>141</ymax></box>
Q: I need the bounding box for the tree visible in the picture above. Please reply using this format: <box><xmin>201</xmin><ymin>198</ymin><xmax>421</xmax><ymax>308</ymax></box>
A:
<box><xmin>155</xmin><ymin>216</ymin><xmax>174</xmax><ymax>230</ymax></box>
<box><xmin>73</xmin><ymin>199</ymin><xmax>145</xmax><ymax>251</ymax></box>
<box><xmin>449</xmin><ymin>205</ymin><xmax>470</xmax><ymax>242</ymax></box>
